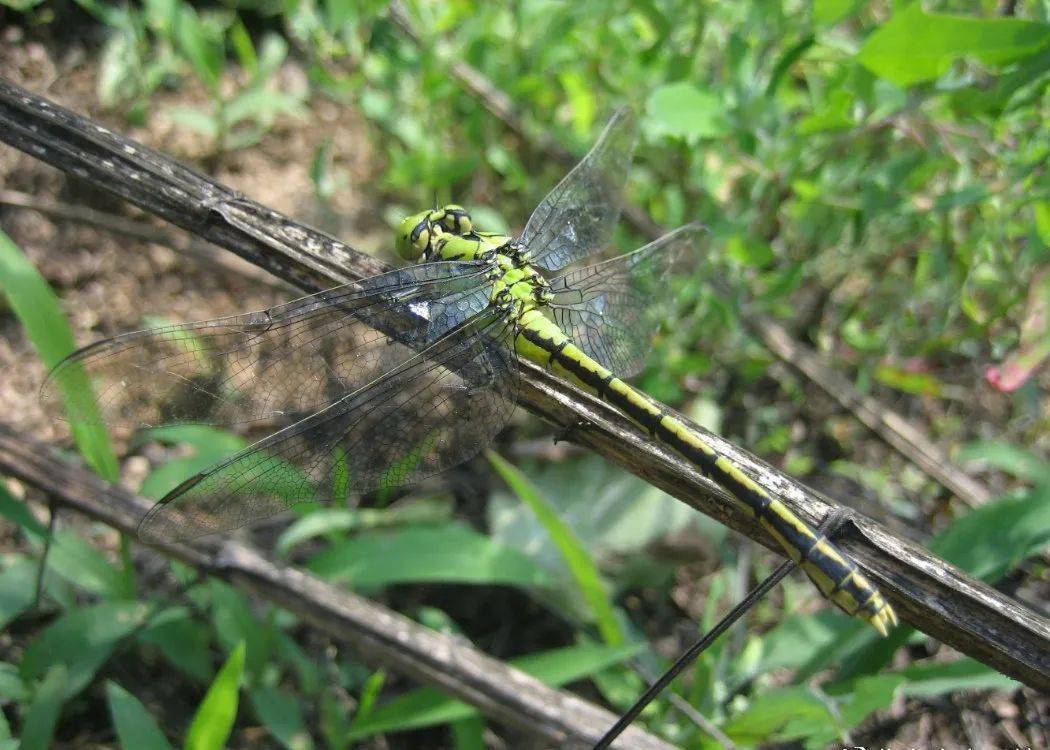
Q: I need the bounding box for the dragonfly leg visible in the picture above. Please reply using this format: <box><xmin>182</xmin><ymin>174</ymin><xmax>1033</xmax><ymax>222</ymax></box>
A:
<box><xmin>552</xmin><ymin>419</ymin><xmax>592</xmax><ymax>446</ymax></box>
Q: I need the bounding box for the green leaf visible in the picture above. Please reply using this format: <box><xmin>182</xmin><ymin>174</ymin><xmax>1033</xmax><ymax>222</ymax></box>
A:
<box><xmin>229</xmin><ymin>18</ymin><xmax>258</xmax><ymax>76</ymax></box>
<box><xmin>899</xmin><ymin>658</ymin><xmax>1019</xmax><ymax>697</ymax></box>
<box><xmin>488</xmin><ymin>452</ymin><xmax>623</xmax><ymax>645</ymax></box>
<box><xmin>930</xmin><ymin>488</ymin><xmax>1050</xmax><ymax>581</ymax></box>
<box><xmin>308</xmin><ymin>521</ymin><xmax>555</xmax><ymax>589</ymax></box>
<box><xmin>137</xmin><ymin>426</ymin><xmax>246</xmax><ymax>499</ymax></box>
<box><xmin>206</xmin><ymin>583</ymin><xmax>274</xmax><ymax>678</ymax></box>
<box><xmin>958</xmin><ymin>440</ymin><xmax>1049</xmax><ymax>482</ymax></box>
<box><xmin>0</xmin><ymin>229</ymin><xmax>118</xmax><ymax>480</ymax></box>
<box><xmin>646</xmin><ymin>82</ymin><xmax>730</xmax><ymax>142</ymax></box>
<box><xmin>1</xmin><ymin>0</ymin><xmax>48</xmax><ymax>9</ymax></box>
<box><xmin>0</xmin><ymin>662</ymin><xmax>29</xmax><ymax>702</ymax></box>
<box><xmin>796</xmin><ymin>89</ymin><xmax>855</xmax><ymax>135</ymax></box>
<box><xmin>722</xmin><ymin>687</ymin><xmax>831</xmax><ymax>744</ymax></box>
<box><xmin>726</xmin><ymin>234</ymin><xmax>775</xmax><ymax>268</ymax></box>
<box><xmin>814</xmin><ymin>0</ymin><xmax>859</xmax><ymax>26</ymax></box>
<box><xmin>0</xmin><ymin>558</ymin><xmax>40</xmax><ymax>631</ymax></box>
<box><xmin>138</xmin><ymin>608</ymin><xmax>215</xmax><ymax>684</ymax></box>
<box><xmin>347</xmin><ymin>641</ymin><xmax>642</xmax><ymax>739</ymax></box>
<box><xmin>857</xmin><ymin>3</ymin><xmax>1050</xmax><ymax>87</ymax></box>
<box><xmin>450</xmin><ymin>715</ymin><xmax>486</xmax><ymax>750</ymax></box>
<box><xmin>167</xmin><ymin>105</ymin><xmax>220</xmax><ymax>138</ymax></box>
<box><xmin>21</xmin><ymin>601</ymin><xmax>152</xmax><ymax>698</ymax></box>
<box><xmin>107</xmin><ymin>681</ymin><xmax>174</xmax><ymax>750</ymax></box>
<box><xmin>249</xmin><ymin>687</ymin><xmax>313</xmax><ymax>750</ymax></box>
<box><xmin>19</xmin><ymin>665</ymin><xmax>68</xmax><ymax>750</ymax></box>
<box><xmin>0</xmin><ymin>483</ymin><xmax>49</xmax><ymax>539</ymax></box>
<box><xmin>185</xmin><ymin>642</ymin><xmax>245</xmax><ymax>750</ymax></box>
<box><xmin>47</xmin><ymin>530</ymin><xmax>134</xmax><ymax>599</ymax></box>
<box><xmin>276</xmin><ymin>501</ymin><xmax>451</xmax><ymax>557</ymax></box>
<box><xmin>874</xmin><ymin>364</ymin><xmax>948</xmax><ymax>397</ymax></box>
<box><xmin>173</xmin><ymin>4</ymin><xmax>224</xmax><ymax>92</ymax></box>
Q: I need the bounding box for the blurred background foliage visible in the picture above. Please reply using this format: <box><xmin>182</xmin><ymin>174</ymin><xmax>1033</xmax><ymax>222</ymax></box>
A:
<box><xmin>0</xmin><ymin>0</ymin><xmax>1048</xmax><ymax>748</ymax></box>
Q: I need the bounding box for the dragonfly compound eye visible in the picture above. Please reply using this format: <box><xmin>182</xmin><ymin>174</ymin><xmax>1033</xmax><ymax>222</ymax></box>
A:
<box><xmin>396</xmin><ymin>211</ymin><xmax>437</xmax><ymax>261</ymax></box>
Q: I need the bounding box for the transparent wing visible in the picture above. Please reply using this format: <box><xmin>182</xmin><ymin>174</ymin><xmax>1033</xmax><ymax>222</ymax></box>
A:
<box><xmin>43</xmin><ymin>262</ymin><xmax>493</xmax><ymax>431</ymax></box>
<box><xmin>137</xmin><ymin>310</ymin><xmax>517</xmax><ymax>541</ymax></box>
<box><xmin>547</xmin><ymin>224</ymin><xmax>706</xmax><ymax>377</ymax></box>
<box><xmin>518</xmin><ymin>108</ymin><xmax>638</xmax><ymax>272</ymax></box>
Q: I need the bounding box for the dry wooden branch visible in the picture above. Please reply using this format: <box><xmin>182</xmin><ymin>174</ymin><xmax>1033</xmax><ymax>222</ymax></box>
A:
<box><xmin>386</xmin><ymin>0</ymin><xmax>993</xmax><ymax>509</ymax></box>
<box><xmin>0</xmin><ymin>424</ymin><xmax>675</xmax><ymax>750</ymax></box>
<box><xmin>0</xmin><ymin>77</ymin><xmax>1046</xmax><ymax>692</ymax></box>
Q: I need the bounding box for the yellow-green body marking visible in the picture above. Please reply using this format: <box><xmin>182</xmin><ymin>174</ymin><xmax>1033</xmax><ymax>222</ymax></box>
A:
<box><xmin>397</xmin><ymin>206</ymin><xmax>897</xmax><ymax>636</ymax></box>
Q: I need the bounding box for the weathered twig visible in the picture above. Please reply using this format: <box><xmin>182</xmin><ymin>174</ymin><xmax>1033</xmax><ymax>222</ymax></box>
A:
<box><xmin>0</xmin><ymin>77</ymin><xmax>1046</xmax><ymax>691</ymax></box>
<box><xmin>386</xmin><ymin>1</ymin><xmax>993</xmax><ymax>509</ymax></box>
<box><xmin>0</xmin><ymin>424</ymin><xmax>675</xmax><ymax>750</ymax></box>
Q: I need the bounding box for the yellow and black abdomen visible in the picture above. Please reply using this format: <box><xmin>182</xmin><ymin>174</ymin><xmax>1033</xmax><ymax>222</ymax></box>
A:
<box><xmin>515</xmin><ymin>310</ymin><xmax>897</xmax><ymax>635</ymax></box>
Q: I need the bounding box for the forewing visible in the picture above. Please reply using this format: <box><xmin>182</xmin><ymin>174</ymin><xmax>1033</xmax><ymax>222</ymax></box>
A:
<box><xmin>548</xmin><ymin>224</ymin><xmax>705</xmax><ymax>377</ymax></box>
<box><xmin>43</xmin><ymin>262</ymin><xmax>492</xmax><ymax>432</ymax></box>
<box><xmin>137</xmin><ymin>311</ymin><xmax>518</xmax><ymax>541</ymax></box>
<box><xmin>519</xmin><ymin>108</ymin><xmax>638</xmax><ymax>272</ymax></box>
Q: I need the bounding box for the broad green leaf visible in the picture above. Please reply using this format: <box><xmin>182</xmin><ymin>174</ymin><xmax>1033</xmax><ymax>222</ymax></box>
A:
<box><xmin>857</xmin><ymin>4</ymin><xmax>1050</xmax><ymax>86</ymax></box>
<box><xmin>796</xmin><ymin>89</ymin><xmax>855</xmax><ymax>134</ymax></box>
<box><xmin>814</xmin><ymin>0</ymin><xmax>859</xmax><ymax>26</ymax></box>
<box><xmin>308</xmin><ymin>521</ymin><xmax>555</xmax><ymax>589</ymax></box>
<box><xmin>167</xmin><ymin>105</ymin><xmax>220</xmax><ymax>137</ymax></box>
<box><xmin>21</xmin><ymin>601</ymin><xmax>152</xmax><ymax>697</ymax></box>
<box><xmin>721</xmin><ymin>687</ymin><xmax>831</xmax><ymax>744</ymax></box>
<box><xmin>185</xmin><ymin>642</ymin><xmax>245</xmax><ymax>750</ymax></box>
<box><xmin>0</xmin><ymin>483</ymin><xmax>49</xmax><ymax>539</ymax></box>
<box><xmin>250</xmin><ymin>687</ymin><xmax>313</xmax><ymax>750</ymax></box>
<box><xmin>1</xmin><ymin>0</ymin><xmax>48</xmax><ymax>9</ymax></box>
<box><xmin>138</xmin><ymin>608</ymin><xmax>215</xmax><ymax>684</ymax></box>
<box><xmin>138</xmin><ymin>426</ymin><xmax>311</xmax><ymax>507</ymax></box>
<box><xmin>0</xmin><ymin>558</ymin><xmax>40</xmax><ymax>631</ymax></box>
<box><xmin>450</xmin><ymin>715</ymin><xmax>486</xmax><ymax>750</ymax></box>
<box><xmin>646</xmin><ymin>81</ymin><xmax>730</xmax><ymax>141</ymax></box>
<box><xmin>347</xmin><ymin>641</ymin><xmax>642</xmax><ymax>739</ymax></box>
<box><xmin>930</xmin><ymin>489</ymin><xmax>1050</xmax><ymax>581</ymax></box>
<box><xmin>488</xmin><ymin>451</ymin><xmax>623</xmax><ymax>645</ymax></box>
<box><xmin>137</xmin><ymin>426</ymin><xmax>246</xmax><ymax>499</ymax></box>
<box><xmin>0</xmin><ymin>229</ymin><xmax>118</xmax><ymax>480</ymax></box>
<box><xmin>172</xmin><ymin>4</ymin><xmax>223</xmax><ymax>91</ymax></box>
<box><xmin>0</xmin><ymin>662</ymin><xmax>29</xmax><ymax>702</ymax></box>
<box><xmin>726</xmin><ymin>234</ymin><xmax>775</xmax><ymax>268</ymax></box>
<box><xmin>957</xmin><ymin>441</ymin><xmax>1049</xmax><ymax>482</ymax></box>
<box><xmin>229</xmin><ymin>19</ymin><xmax>258</xmax><ymax>76</ymax></box>
<box><xmin>558</xmin><ymin>69</ymin><xmax>597</xmax><ymax>137</ymax></box>
<box><xmin>276</xmin><ymin>509</ymin><xmax>358</xmax><ymax>556</ymax></box>
<box><xmin>900</xmin><ymin>658</ymin><xmax>1020</xmax><ymax>697</ymax></box>
<box><xmin>874</xmin><ymin>364</ymin><xmax>948</xmax><ymax>397</ymax></box>
<box><xmin>276</xmin><ymin>501</ymin><xmax>451</xmax><ymax>557</ymax></box>
<box><xmin>107</xmin><ymin>681</ymin><xmax>174</xmax><ymax>750</ymax></box>
<box><xmin>47</xmin><ymin>530</ymin><xmax>134</xmax><ymax>599</ymax></box>
<box><xmin>207</xmin><ymin>583</ymin><xmax>275</xmax><ymax>678</ymax></box>
<box><xmin>19</xmin><ymin>665</ymin><xmax>68</xmax><ymax>750</ymax></box>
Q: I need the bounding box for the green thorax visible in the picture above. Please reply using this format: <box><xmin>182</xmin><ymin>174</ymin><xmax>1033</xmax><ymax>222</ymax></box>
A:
<box><xmin>440</xmin><ymin>234</ymin><xmax>552</xmax><ymax>314</ymax></box>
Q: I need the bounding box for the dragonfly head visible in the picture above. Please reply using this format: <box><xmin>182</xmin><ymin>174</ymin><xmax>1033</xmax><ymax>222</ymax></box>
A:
<box><xmin>396</xmin><ymin>210</ymin><xmax>440</xmax><ymax>261</ymax></box>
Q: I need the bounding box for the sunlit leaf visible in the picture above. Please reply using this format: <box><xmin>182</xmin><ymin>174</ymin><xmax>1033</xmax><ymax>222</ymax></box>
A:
<box><xmin>0</xmin><ymin>229</ymin><xmax>118</xmax><ymax>480</ymax></box>
<box><xmin>646</xmin><ymin>81</ymin><xmax>730</xmax><ymax>141</ymax></box>
<box><xmin>857</xmin><ymin>4</ymin><xmax>1050</xmax><ymax>86</ymax></box>
<box><xmin>488</xmin><ymin>451</ymin><xmax>623</xmax><ymax>645</ymax></box>
<box><xmin>184</xmin><ymin>642</ymin><xmax>245</xmax><ymax>750</ymax></box>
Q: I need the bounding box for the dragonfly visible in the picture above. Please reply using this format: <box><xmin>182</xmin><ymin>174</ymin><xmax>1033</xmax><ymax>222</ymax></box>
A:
<box><xmin>45</xmin><ymin>108</ymin><xmax>896</xmax><ymax>636</ymax></box>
